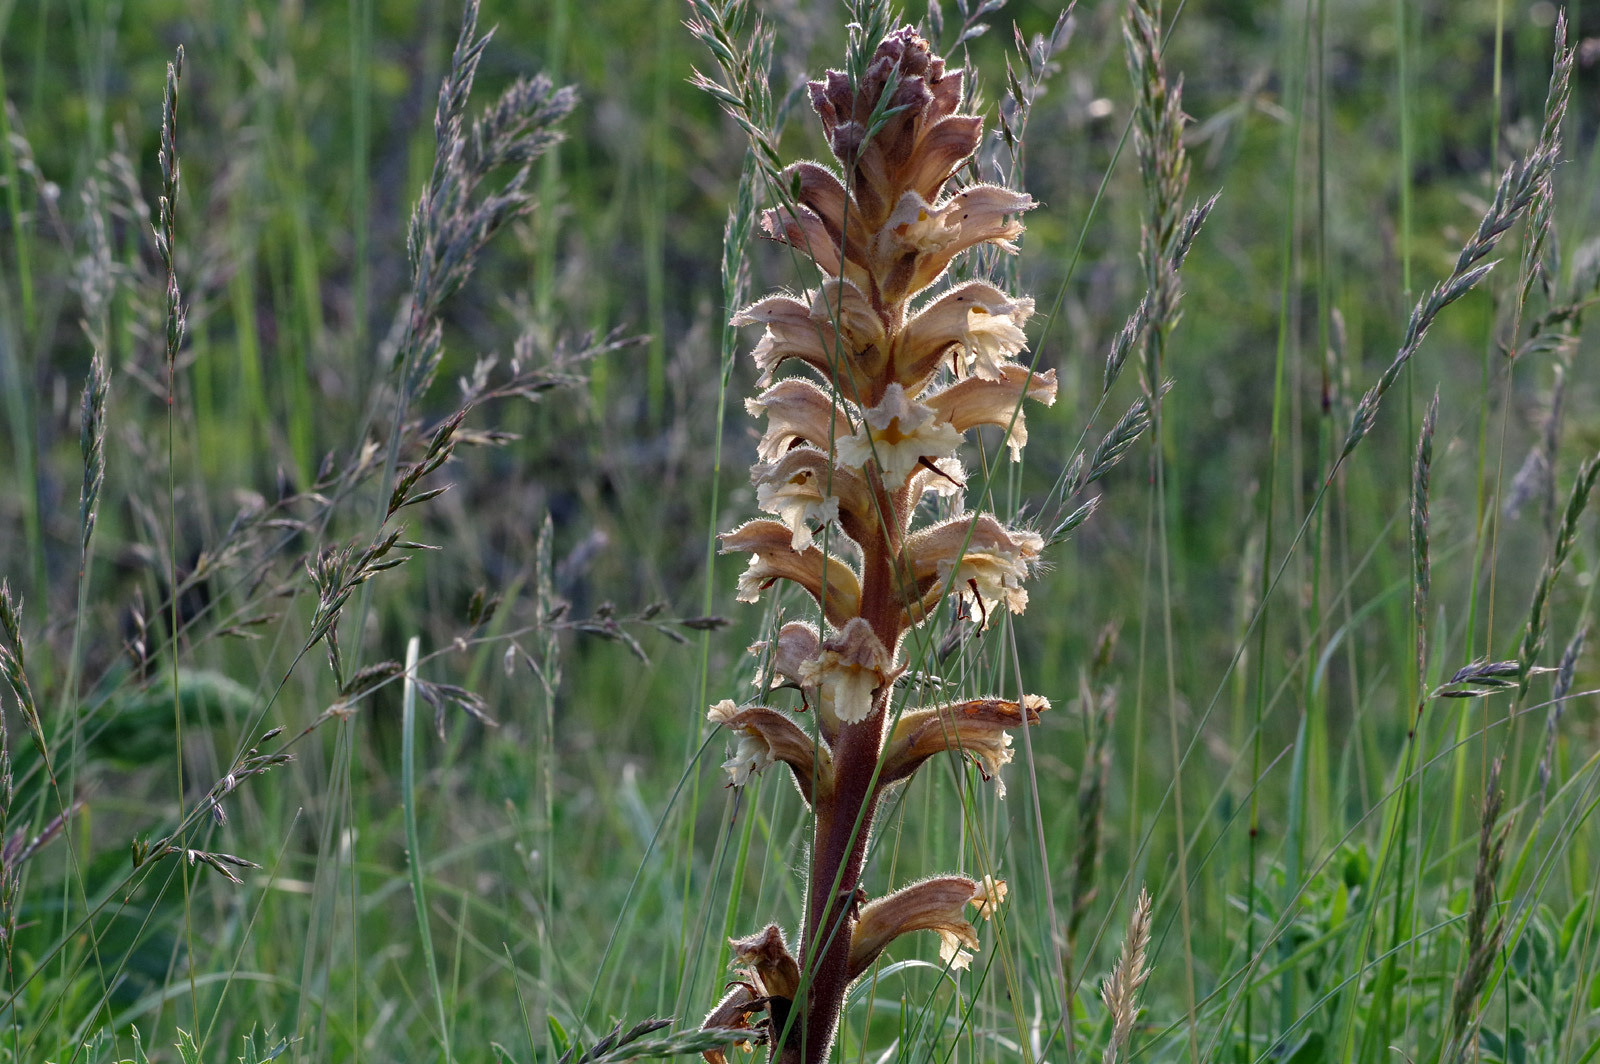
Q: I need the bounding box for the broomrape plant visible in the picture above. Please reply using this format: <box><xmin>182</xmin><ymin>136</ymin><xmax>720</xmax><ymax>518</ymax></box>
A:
<box><xmin>697</xmin><ymin>23</ymin><xmax>1062</xmax><ymax>1064</ymax></box>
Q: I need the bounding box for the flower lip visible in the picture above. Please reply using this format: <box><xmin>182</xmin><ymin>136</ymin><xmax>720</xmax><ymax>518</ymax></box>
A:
<box><xmin>797</xmin><ymin>617</ymin><xmax>894</xmax><ymax>727</ymax></box>
<box><xmin>752</xmin><ymin>451</ymin><xmax>848</xmax><ymax>553</ymax></box>
<box><xmin>835</xmin><ymin>382</ymin><xmax>963</xmax><ymax>488</ymax></box>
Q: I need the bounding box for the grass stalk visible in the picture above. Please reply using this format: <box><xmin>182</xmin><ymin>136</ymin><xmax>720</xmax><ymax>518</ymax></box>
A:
<box><xmin>402</xmin><ymin>635</ymin><xmax>453</xmax><ymax>1063</ymax></box>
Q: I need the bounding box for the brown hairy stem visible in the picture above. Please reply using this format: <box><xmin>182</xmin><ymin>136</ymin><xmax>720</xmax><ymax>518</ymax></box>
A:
<box><xmin>792</xmin><ymin>483</ymin><xmax>906</xmax><ymax>1063</ymax></box>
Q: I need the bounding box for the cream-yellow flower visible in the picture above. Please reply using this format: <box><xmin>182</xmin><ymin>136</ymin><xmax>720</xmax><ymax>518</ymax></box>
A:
<box><xmin>873</xmin><ymin>185</ymin><xmax>1036</xmax><ymax>303</ymax></box>
<box><xmin>835</xmin><ymin>383</ymin><xmax>962</xmax><ymax>487</ymax></box>
<box><xmin>708</xmin><ymin>699</ymin><xmax>772</xmax><ymax>787</ymax></box>
<box><xmin>755</xmin><ymin>468</ymin><xmax>840</xmax><ymax>553</ymax></box>
<box><xmin>904</xmin><ymin>516</ymin><xmax>1044</xmax><ymax>628</ymax></box>
<box><xmin>797</xmin><ymin>617</ymin><xmax>892</xmax><ymax>726</ymax></box>
<box><xmin>960</xmin><ymin>302</ymin><xmax>1032</xmax><ymax>380</ymax></box>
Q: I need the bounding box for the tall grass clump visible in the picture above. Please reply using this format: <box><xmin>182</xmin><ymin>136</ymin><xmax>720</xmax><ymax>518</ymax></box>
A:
<box><xmin>0</xmin><ymin>2</ymin><xmax>702</xmax><ymax>1059</ymax></box>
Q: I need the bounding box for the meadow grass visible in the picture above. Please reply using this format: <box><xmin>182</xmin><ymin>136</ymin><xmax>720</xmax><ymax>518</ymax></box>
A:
<box><xmin>0</xmin><ymin>0</ymin><xmax>1598</xmax><ymax>1062</ymax></box>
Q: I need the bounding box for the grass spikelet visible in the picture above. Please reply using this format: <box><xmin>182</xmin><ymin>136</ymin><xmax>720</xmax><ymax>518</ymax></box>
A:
<box><xmin>1411</xmin><ymin>391</ymin><xmax>1438</xmax><ymax>687</ymax></box>
<box><xmin>1339</xmin><ymin>14</ymin><xmax>1573</xmax><ymax>465</ymax></box>
<box><xmin>1122</xmin><ymin>0</ymin><xmax>1209</xmax><ymax>392</ymax></box>
<box><xmin>1537</xmin><ymin>623</ymin><xmax>1585</xmax><ymax>810</ymax></box>
<box><xmin>78</xmin><ymin>354</ymin><xmax>109</xmax><ymax>560</ymax></box>
<box><xmin>156</xmin><ymin>47</ymin><xmax>186</xmax><ymax>373</ymax></box>
<box><xmin>1445</xmin><ymin>757</ymin><xmax>1509</xmax><ymax>1064</ymax></box>
<box><xmin>1517</xmin><ymin>450</ymin><xmax>1600</xmax><ymax>694</ymax></box>
<box><xmin>1100</xmin><ymin>886</ymin><xmax>1153</xmax><ymax>1064</ymax></box>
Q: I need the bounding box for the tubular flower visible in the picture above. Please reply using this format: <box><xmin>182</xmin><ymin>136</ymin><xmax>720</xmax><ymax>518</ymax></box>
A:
<box><xmin>959</xmin><ymin>300</ymin><xmax>1034</xmax><ymax>380</ymax></box>
<box><xmin>699</xmin><ymin>982</ymin><xmax>762</xmax><ymax>1064</ymax></box>
<box><xmin>721</xmin><ymin>520</ymin><xmax>862</xmax><ymax>627</ymax></box>
<box><xmin>701</xmin><ymin>926</ymin><xmax>807</xmax><ymax>1064</ymax></box>
<box><xmin>835</xmin><ymin>383</ymin><xmax>963</xmax><ymax>488</ymax></box>
<box><xmin>755</xmin><ymin>464</ymin><xmax>841</xmax><ymax>553</ymax></box>
<box><xmin>797</xmin><ymin>618</ymin><xmax>894</xmax><ymax>726</ymax></box>
<box><xmin>705</xmin><ymin>23</ymin><xmax>1066</xmax><ymax>1063</ymax></box>
<box><xmin>904</xmin><ymin>516</ymin><xmax>1045</xmax><ymax>628</ymax></box>
<box><xmin>734</xmin><ymin>280</ymin><xmax>886</xmax><ymax>394</ymax></box>
<box><xmin>878</xmin><ymin>695</ymin><xmax>1050</xmax><ymax>798</ymax></box>
<box><xmin>745</xmin><ymin>379</ymin><xmax>853</xmax><ymax>462</ymax></box>
<box><xmin>708</xmin><ymin>700</ymin><xmax>772</xmax><ymax>787</ymax></box>
<box><xmin>749</xmin><ymin>621</ymin><xmax>822</xmax><ymax>695</ymax></box>
<box><xmin>846</xmin><ymin>875</ymin><xmax>1009</xmax><ymax>980</ymax></box>
<box><xmin>752</xmin><ymin>448</ymin><xmax>875</xmax><ymax>552</ymax></box>
<box><xmin>894</xmin><ymin>282</ymin><xmax>1035</xmax><ymax>391</ymax></box>
<box><xmin>925</xmin><ymin>365</ymin><xmax>1058</xmax><ymax>461</ymax></box>
<box><xmin>730</xmin><ymin>924</ymin><xmax>802</xmax><ymax>1002</ymax></box>
<box><xmin>707</xmin><ymin>700</ymin><xmax>833</xmax><ymax>805</ymax></box>
<box><xmin>873</xmin><ymin>186</ymin><xmax>1035</xmax><ymax>305</ymax></box>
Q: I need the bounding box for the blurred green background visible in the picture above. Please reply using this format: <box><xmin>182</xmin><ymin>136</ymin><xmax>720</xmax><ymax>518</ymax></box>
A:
<box><xmin>1</xmin><ymin>0</ymin><xmax>1598</xmax><ymax>1061</ymax></box>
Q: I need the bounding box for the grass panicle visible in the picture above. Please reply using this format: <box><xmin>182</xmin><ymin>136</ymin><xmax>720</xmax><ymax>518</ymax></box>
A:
<box><xmin>1445</xmin><ymin>757</ymin><xmax>1509</xmax><ymax>1064</ymax></box>
<box><xmin>1516</xmin><ymin>450</ymin><xmax>1600</xmax><ymax>694</ymax></box>
<box><xmin>1340</xmin><ymin>13</ymin><xmax>1573</xmax><ymax>466</ymax></box>
<box><xmin>1100</xmin><ymin>886</ymin><xmax>1153</xmax><ymax>1064</ymax></box>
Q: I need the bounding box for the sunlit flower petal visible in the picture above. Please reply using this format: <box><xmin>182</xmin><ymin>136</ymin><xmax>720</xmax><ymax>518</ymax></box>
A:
<box><xmin>720</xmin><ymin>519</ymin><xmax>862</xmax><ymax>627</ymax></box>
<box><xmin>972</xmin><ymin>875</ymin><xmax>1008</xmax><ymax>920</ymax></box>
<box><xmin>754</xmin><ymin>448</ymin><xmax>877</xmax><ymax>551</ymax></box>
<box><xmin>894</xmin><ymin>282</ymin><xmax>1034</xmax><ymax>391</ymax></box>
<box><xmin>797</xmin><ymin>618</ymin><xmax>893</xmax><ymax>726</ymax></box>
<box><xmin>925</xmin><ymin>365</ymin><xmax>1058</xmax><ymax>460</ymax></box>
<box><xmin>835</xmin><ymin>383</ymin><xmax>962</xmax><ymax>487</ymax></box>
<box><xmin>960</xmin><ymin>303</ymin><xmax>1032</xmax><ymax>380</ymax></box>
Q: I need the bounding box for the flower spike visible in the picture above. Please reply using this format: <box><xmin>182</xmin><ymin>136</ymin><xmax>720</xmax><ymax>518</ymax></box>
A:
<box><xmin>705</xmin><ymin>21</ymin><xmax>1065</xmax><ymax>1063</ymax></box>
